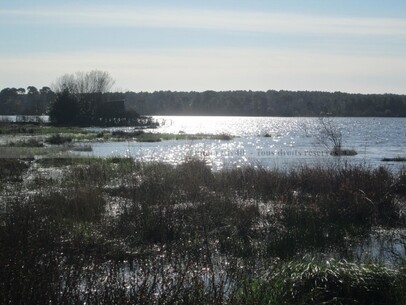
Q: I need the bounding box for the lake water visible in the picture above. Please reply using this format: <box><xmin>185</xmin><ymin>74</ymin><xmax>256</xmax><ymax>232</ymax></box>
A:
<box><xmin>82</xmin><ymin>116</ymin><xmax>406</xmax><ymax>171</ymax></box>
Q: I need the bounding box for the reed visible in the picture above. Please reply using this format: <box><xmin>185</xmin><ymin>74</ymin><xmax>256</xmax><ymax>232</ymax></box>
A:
<box><xmin>0</xmin><ymin>157</ymin><xmax>405</xmax><ymax>304</ymax></box>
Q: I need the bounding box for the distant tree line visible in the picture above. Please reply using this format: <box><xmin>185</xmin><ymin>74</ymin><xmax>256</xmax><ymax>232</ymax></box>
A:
<box><xmin>0</xmin><ymin>86</ymin><xmax>55</xmax><ymax>115</ymax></box>
<box><xmin>115</xmin><ymin>90</ymin><xmax>406</xmax><ymax>117</ymax></box>
<box><xmin>1</xmin><ymin>87</ymin><xmax>406</xmax><ymax>117</ymax></box>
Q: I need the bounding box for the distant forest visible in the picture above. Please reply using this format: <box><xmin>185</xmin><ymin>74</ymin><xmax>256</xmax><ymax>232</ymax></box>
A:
<box><xmin>1</xmin><ymin>87</ymin><xmax>406</xmax><ymax>117</ymax></box>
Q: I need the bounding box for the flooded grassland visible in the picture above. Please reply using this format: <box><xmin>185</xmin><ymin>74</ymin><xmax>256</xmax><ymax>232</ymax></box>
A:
<box><xmin>0</xmin><ymin>118</ymin><xmax>406</xmax><ymax>304</ymax></box>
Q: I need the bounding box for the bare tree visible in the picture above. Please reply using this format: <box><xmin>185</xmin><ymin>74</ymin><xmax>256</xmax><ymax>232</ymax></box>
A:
<box><xmin>50</xmin><ymin>70</ymin><xmax>115</xmax><ymax>125</ymax></box>
<box><xmin>316</xmin><ymin>116</ymin><xmax>357</xmax><ymax>156</ymax></box>
<box><xmin>52</xmin><ymin>70</ymin><xmax>115</xmax><ymax>95</ymax></box>
<box><xmin>316</xmin><ymin>116</ymin><xmax>342</xmax><ymax>153</ymax></box>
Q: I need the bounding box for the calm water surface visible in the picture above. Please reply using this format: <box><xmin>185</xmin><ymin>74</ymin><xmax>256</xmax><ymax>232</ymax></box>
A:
<box><xmin>82</xmin><ymin>116</ymin><xmax>406</xmax><ymax>171</ymax></box>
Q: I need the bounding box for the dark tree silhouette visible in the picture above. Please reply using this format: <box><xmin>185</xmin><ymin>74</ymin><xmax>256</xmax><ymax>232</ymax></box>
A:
<box><xmin>49</xmin><ymin>90</ymin><xmax>79</xmax><ymax>125</ymax></box>
<box><xmin>51</xmin><ymin>70</ymin><xmax>115</xmax><ymax>124</ymax></box>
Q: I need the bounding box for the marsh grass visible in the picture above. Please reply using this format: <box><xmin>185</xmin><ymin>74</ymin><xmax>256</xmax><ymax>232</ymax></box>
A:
<box><xmin>330</xmin><ymin>147</ymin><xmax>358</xmax><ymax>156</ymax></box>
<box><xmin>36</xmin><ymin>156</ymin><xmax>134</xmax><ymax>168</ymax></box>
<box><xmin>1</xmin><ymin>125</ymin><xmax>233</xmax><ymax>145</ymax></box>
<box><xmin>46</xmin><ymin>133</ymin><xmax>73</xmax><ymax>145</ymax></box>
<box><xmin>1</xmin><ymin>157</ymin><xmax>405</xmax><ymax>304</ymax></box>
<box><xmin>382</xmin><ymin>156</ymin><xmax>406</xmax><ymax>162</ymax></box>
<box><xmin>111</xmin><ymin>130</ymin><xmax>145</xmax><ymax>138</ymax></box>
<box><xmin>0</xmin><ymin>158</ymin><xmax>30</xmax><ymax>181</ymax></box>
<box><xmin>0</xmin><ymin>124</ymin><xmax>86</xmax><ymax>135</ymax></box>
<box><xmin>254</xmin><ymin>259</ymin><xmax>406</xmax><ymax>305</ymax></box>
<box><xmin>133</xmin><ymin>132</ymin><xmax>234</xmax><ymax>142</ymax></box>
<box><xmin>0</xmin><ymin>146</ymin><xmax>69</xmax><ymax>159</ymax></box>
<box><xmin>67</xmin><ymin>144</ymin><xmax>92</xmax><ymax>152</ymax></box>
<box><xmin>110</xmin><ymin>131</ymin><xmax>234</xmax><ymax>142</ymax></box>
<box><xmin>4</xmin><ymin>138</ymin><xmax>44</xmax><ymax>147</ymax></box>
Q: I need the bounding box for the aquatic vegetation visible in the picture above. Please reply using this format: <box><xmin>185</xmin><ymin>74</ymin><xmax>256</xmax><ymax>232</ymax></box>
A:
<box><xmin>246</xmin><ymin>259</ymin><xmax>406</xmax><ymax>305</ymax></box>
<box><xmin>4</xmin><ymin>138</ymin><xmax>44</xmax><ymax>147</ymax></box>
<box><xmin>330</xmin><ymin>147</ymin><xmax>358</xmax><ymax>156</ymax></box>
<box><xmin>382</xmin><ymin>156</ymin><xmax>406</xmax><ymax>162</ymax></box>
<box><xmin>46</xmin><ymin>133</ymin><xmax>73</xmax><ymax>145</ymax></box>
<box><xmin>0</xmin><ymin>158</ymin><xmax>30</xmax><ymax>181</ymax></box>
<box><xmin>216</xmin><ymin>133</ymin><xmax>233</xmax><ymax>140</ymax></box>
<box><xmin>111</xmin><ymin>129</ymin><xmax>145</xmax><ymax>138</ymax></box>
<box><xmin>132</xmin><ymin>132</ymin><xmax>234</xmax><ymax>142</ymax></box>
<box><xmin>317</xmin><ymin>116</ymin><xmax>358</xmax><ymax>157</ymax></box>
<box><xmin>0</xmin><ymin>157</ymin><xmax>405</xmax><ymax>304</ymax></box>
<box><xmin>0</xmin><ymin>124</ymin><xmax>86</xmax><ymax>135</ymax></box>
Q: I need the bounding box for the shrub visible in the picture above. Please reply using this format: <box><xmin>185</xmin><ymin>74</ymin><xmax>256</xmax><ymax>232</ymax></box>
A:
<box><xmin>45</xmin><ymin>133</ymin><xmax>72</xmax><ymax>145</ymax></box>
<box><xmin>0</xmin><ymin>158</ymin><xmax>30</xmax><ymax>181</ymax></box>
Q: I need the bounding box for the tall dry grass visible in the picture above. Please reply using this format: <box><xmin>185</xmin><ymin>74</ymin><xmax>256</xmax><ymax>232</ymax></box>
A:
<box><xmin>0</xmin><ymin>157</ymin><xmax>405</xmax><ymax>304</ymax></box>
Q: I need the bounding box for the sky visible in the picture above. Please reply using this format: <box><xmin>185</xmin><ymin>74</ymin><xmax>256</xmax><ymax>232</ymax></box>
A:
<box><xmin>1</xmin><ymin>0</ymin><xmax>406</xmax><ymax>94</ymax></box>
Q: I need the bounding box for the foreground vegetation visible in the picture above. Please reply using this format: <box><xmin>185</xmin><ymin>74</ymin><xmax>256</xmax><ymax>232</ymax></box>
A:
<box><xmin>0</xmin><ymin>156</ymin><xmax>405</xmax><ymax>304</ymax></box>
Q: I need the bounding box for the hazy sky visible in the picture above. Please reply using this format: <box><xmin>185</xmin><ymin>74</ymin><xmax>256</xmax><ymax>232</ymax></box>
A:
<box><xmin>1</xmin><ymin>0</ymin><xmax>406</xmax><ymax>93</ymax></box>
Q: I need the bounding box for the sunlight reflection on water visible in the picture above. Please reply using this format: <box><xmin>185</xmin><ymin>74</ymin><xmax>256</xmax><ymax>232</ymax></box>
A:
<box><xmin>81</xmin><ymin>116</ymin><xmax>406</xmax><ymax>171</ymax></box>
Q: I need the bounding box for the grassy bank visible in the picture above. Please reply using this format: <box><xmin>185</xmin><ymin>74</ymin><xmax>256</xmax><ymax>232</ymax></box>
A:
<box><xmin>0</xmin><ymin>123</ymin><xmax>85</xmax><ymax>135</ymax></box>
<box><xmin>0</xmin><ymin>157</ymin><xmax>405</xmax><ymax>304</ymax></box>
<box><xmin>0</xmin><ymin>124</ymin><xmax>233</xmax><ymax>145</ymax></box>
